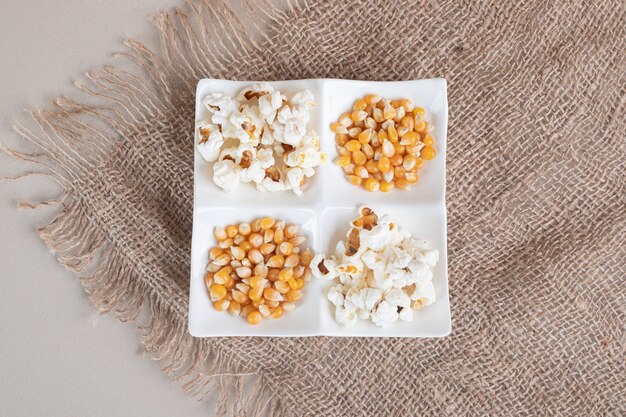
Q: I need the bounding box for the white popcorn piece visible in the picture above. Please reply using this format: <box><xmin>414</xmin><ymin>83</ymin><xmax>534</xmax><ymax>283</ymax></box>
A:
<box><xmin>316</xmin><ymin>208</ymin><xmax>439</xmax><ymax>328</ymax></box>
<box><xmin>371</xmin><ymin>300</ymin><xmax>399</xmax><ymax>328</ymax></box>
<box><xmin>335</xmin><ymin>306</ymin><xmax>358</xmax><ymax>328</ymax></box>
<box><xmin>286</xmin><ymin>167</ymin><xmax>305</xmax><ymax>195</ymax></box>
<box><xmin>399</xmin><ymin>307</ymin><xmax>414</xmax><ymax>322</ymax></box>
<box><xmin>212</xmin><ymin>160</ymin><xmax>241</xmax><ymax>193</ymax></box>
<box><xmin>236</xmin><ymin>82</ymin><xmax>273</xmax><ymax>101</ymax></box>
<box><xmin>327</xmin><ymin>285</ymin><xmax>344</xmax><ymax>307</ymax></box>
<box><xmin>197</xmin><ymin>123</ymin><xmax>224</xmax><ymax>163</ymax></box>
<box><xmin>239</xmin><ymin>160</ymin><xmax>265</xmax><ymax>183</ymax></box>
<box><xmin>290</xmin><ymin>89</ymin><xmax>315</xmax><ymax>108</ymax></box>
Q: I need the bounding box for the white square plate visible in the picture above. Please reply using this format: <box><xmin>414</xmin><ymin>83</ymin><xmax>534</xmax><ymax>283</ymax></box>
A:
<box><xmin>189</xmin><ymin>78</ymin><xmax>450</xmax><ymax>337</ymax></box>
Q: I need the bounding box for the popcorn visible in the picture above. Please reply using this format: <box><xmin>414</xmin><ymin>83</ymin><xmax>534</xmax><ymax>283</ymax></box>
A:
<box><xmin>312</xmin><ymin>207</ymin><xmax>438</xmax><ymax>328</ymax></box>
<box><xmin>197</xmin><ymin>123</ymin><xmax>224</xmax><ymax>163</ymax></box>
<box><xmin>212</xmin><ymin>160</ymin><xmax>241</xmax><ymax>193</ymax></box>
<box><xmin>197</xmin><ymin>84</ymin><xmax>325</xmax><ymax>194</ymax></box>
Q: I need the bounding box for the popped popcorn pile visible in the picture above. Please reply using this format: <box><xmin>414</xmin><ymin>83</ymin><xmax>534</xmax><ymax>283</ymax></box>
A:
<box><xmin>196</xmin><ymin>83</ymin><xmax>327</xmax><ymax>194</ymax></box>
<box><xmin>311</xmin><ymin>207</ymin><xmax>438</xmax><ymax>328</ymax></box>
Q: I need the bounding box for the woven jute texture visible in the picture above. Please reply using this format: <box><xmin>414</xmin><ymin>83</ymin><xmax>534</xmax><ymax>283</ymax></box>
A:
<box><xmin>4</xmin><ymin>0</ymin><xmax>625</xmax><ymax>415</ymax></box>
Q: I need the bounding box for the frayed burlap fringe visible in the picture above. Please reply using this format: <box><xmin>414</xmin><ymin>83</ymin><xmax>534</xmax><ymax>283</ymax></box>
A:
<box><xmin>2</xmin><ymin>0</ymin><xmax>625</xmax><ymax>416</ymax></box>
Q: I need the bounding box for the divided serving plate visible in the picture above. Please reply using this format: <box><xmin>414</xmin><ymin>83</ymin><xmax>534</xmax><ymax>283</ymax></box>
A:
<box><xmin>189</xmin><ymin>78</ymin><xmax>450</xmax><ymax>337</ymax></box>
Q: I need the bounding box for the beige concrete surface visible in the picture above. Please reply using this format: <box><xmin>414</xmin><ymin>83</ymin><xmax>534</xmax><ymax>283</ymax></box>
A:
<box><xmin>0</xmin><ymin>1</ymin><xmax>208</xmax><ymax>415</ymax></box>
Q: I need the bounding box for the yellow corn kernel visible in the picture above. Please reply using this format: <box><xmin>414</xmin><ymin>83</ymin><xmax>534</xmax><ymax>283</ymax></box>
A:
<box><xmin>354</xmin><ymin>165</ymin><xmax>369</xmax><ymax>178</ymax></box>
<box><xmin>336</xmin><ymin>133</ymin><xmax>348</xmax><ymax>146</ymax></box>
<box><xmin>236</xmin><ymin>266</ymin><xmax>252</xmax><ymax>279</ymax></box>
<box><xmin>214</xmin><ymin>266</ymin><xmax>232</xmax><ymax>283</ymax></box>
<box><xmin>345</xmin><ymin>140</ymin><xmax>361</xmax><ymax>152</ymax></box>
<box><xmin>376</xmin><ymin>128</ymin><xmax>388</xmax><ymax>142</ymax></box>
<box><xmin>286</xmin><ymin>290</ymin><xmax>303</xmax><ymax>302</ymax></box>
<box><xmin>213</xmin><ymin>299</ymin><xmax>230</xmax><ymax>311</ymax></box>
<box><xmin>382</xmin><ymin>140</ymin><xmax>395</xmax><ymax>157</ymax></box>
<box><xmin>204</xmin><ymin>272</ymin><xmax>214</xmax><ymax>289</ymax></box>
<box><xmin>269</xmin><ymin>305</ymin><xmax>284</xmax><ymax>319</ymax></box>
<box><xmin>358</xmin><ymin>128</ymin><xmax>373</xmax><ymax>144</ymax></box>
<box><xmin>400</xmin><ymin>131</ymin><xmax>419</xmax><ymax>146</ymax></box>
<box><xmin>288</xmin><ymin>277</ymin><xmax>299</xmax><ymax>290</ymax></box>
<box><xmin>209</xmin><ymin>284</ymin><xmax>227</xmax><ymax>301</ymax></box>
<box><xmin>422</xmin><ymin>134</ymin><xmax>435</xmax><ymax>146</ymax></box>
<box><xmin>252</xmin><ymin>298</ymin><xmax>265</xmax><ymax>308</ymax></box>
<box><xmin>278</xmin><ymin>242</ymin><xmax>293</xmax><ymax>256</ymax></box>
<box><xmin>259</xmin><ymin>243</ymin><xmax>276</xmax><ymax>255</ymax></box>
<box><xmin>364</xmin><ymin>178</ymin><xmax>380</xmax><ymax>192</ymax></box>
<box><xmin>266</xmin><ymin>268</ymin><xmax>279</xmax><ymax>282</ymax></box>
<box><xmin>395</xmin><ymin>178</ymin><xmax>411</xmax><ymax>190</ymax></box>
<box><xmin>294</xmin><ymin>278</ymin><xmax>305</xmax><ymax>290</ymax></box>
<box><xmin>214</xmin><ymin>227</ymin><xmax>227</xmax><ymax>241</ymax></box>
<box><xmin>347</xmin><ymin>127</ymin><xmax>362</xmax><ymax>138</ymax></box>
<box><xmin>260</xmin><ymin>217</ymin><xmax>275</xmax><ymax>230</ymax></box>
<box><xmin>353</xmin><ymin>98</ymin><xmax>367</xmax><ymax>110</ymax></box>
<box><xmin>414</xmin><ymin>120</ymin><xmax>427</xmax><ymax>133</ymax></box>
<box><xmin>405</xmin><ymin>172</ymin><xmax>419</xmax><ymax>183</ymax></box>
<box><xmin>380</xmin><ymin>181</ymin><xmax>395</xmax><ymax>192</ymax></box>
<box><xmin>264</xmin><ymin>228</ymin><xmax>274</xmax><ymax>244</ymax></box>
<box><xmin>248</xmin><ymin>233</ymin><xmax>263</xmax><ymax>248</ymax></box>
<box><xmin>278</xmin><ymin>267</ymin><xmax>294</xmax><ymax>282</ymax></box>
<box><xmin>403</xmin><ymin>155</ymin><xmax>417</xmax><ymax>170</ymax></box>
<box><xmin>239</xmin><ymin>241</ymin><xmax>252</xmax><ymax>252</ymax></box>
<box><xmin>228</xmin><ymin>300</ymin><xmax>241</xmax><ymax>316</ymax></box>
<box><xmin>247</xmin><ymin>248</ymin><xmax>263</xmax><ymax>264</ymax></box>
<box><xmin>249</xmin><ymin>275</ymin><xmax>267</xmax><ymax>288</ymax></box>
<box><xmin>301</xmin><ymin>249</ymin><xmax>313</xmax><ymax>266</ymax></box>
<box><xmin>232</xmin><ymin>289</ymin><xmax>248</xmax><ymax>304</ymax></box>
<box><xmin>390</xmin><ymin>154</ymin><xmax>403</xmax><ymax>167</ymax></box>
<box><xmin>264</xmin><ymin>287</ymin><xmax>283</xmax><ymax>301</ymax></box>
<box><xmin>361</xmin><ymin>143</ymin><xmax>374</xmax><ymax>159</ymax></box>
<box><xmin>284</xmin><ymin>224</ymin><xmax>299</xmax><ymax>239</ymax></box>
<box><xmin>339</xmin><ymin>113</ymin><xmax>353</xmax><ymax>127</ymax></box>
<box><xmin>400</xmin><ymin>115</ymin><xmax>415</xmax><ymax>131</ymax></box>
<box><xmin>364</xmin><ymin>94</ymin><xmax>381</xmax><ymax>105</ymax></box>
<box><xmin>331</xmin><ymin>122</ymin><xmax>348</xmax><ymax>134</ymax></box>
<box><xmin>394</xmin><ymin>143</ymin><xmax>405</xmax><ymax>155</ymax></box>
<box><xmin>224</xmin><ymin>275</ymin><xmax>235</xmax><ymax>289</ymax></box>
<box><xmin>351</xmin><ymin>110</ymin><xmax>367</xmax><ymax>123</ymax></box>
<box><xmin>247</xmin><ymin>310</ymin><xmax>262</xmax><ymax>325</ymax></box>
<box><xmin>414</xmin><ymin>107</ymin><xmax>425</xmax><ymax>118</ymax></box>
<box><xmin>238</xmin><ymin>223</ymin><xmax>251</xmax><ymax>236</ymax></box>
<box><xmin>377</xmin><ymin>157</ymin><xmax>392</xmax><ymax>173</ymax></box>
<box><xmin>352</xmin><ymin>150</ymin><xmax>367</xmax><ymax>166</ymax></box>
<box><xmin>209</xmin><ymin>247</ymin><xmax>224</xmax><ymax>260</ymax></box>
<box><xmin>383</xmin><ymin>103</ymin><xmax>396</xmax><ymax>120</ymax></box>
<box><xmin>225</xmin><ymin>225</ymin><xmax>238</xmax><ymax>238</ymax></box>
<box><xmin>267</xmin><ymin>254</ymin><xmax>285</xmax><ymax>268</ymax></box>
<box><xmin>420</xmin><ymin>146</ymin><xmax>436</xmax><ymax>160</ymax></box>
<box><xmin>240</xmin><ymin>303</ymin><xmax>255</xmax><ymax>315</ymax></box>
<box><xmin>388</xmin><ymin>125</ymin><xmax>398</xmax><ymax>142</ymax></box>
<box><xmin>335</xmin><ymin>154</ymin><xmax>351</xmax><ymax>167</ymax></box>
<box><xmin>284</xmin><ymin>254</ymin><xmax>300</xmax><ymax>268</ymax></box>
<box><xmin>400</xmin><ymin>99</ymin><xmax>414</xmax><ymax>112</ymax></box>
<box><xmin>258</xmin><ymin>304</ymin><xmax>271</xmax><ymax>317</ymax></box>
<box><xmin>248</xmin><ymin>285</ymin><xmax>264</xmax><ymax>301</ymax></box>
<box><xmin>365</xmin><ymin>160</ymin><xmax>379</xmax><ymax>174</ymax></box>
<box><xmin>230</xmin><ymin>246</ymin><xmax>245</xmax><ymax>260</ymax></box>
<box><xmin>274</xmin><ymin>281</ymin><xmax>291</xmax><ymax>294</ymax></box>
<box><xmin>347</xmin><ymin>175</ymin><xmax>363</xmax><ymax>186</ymax></box>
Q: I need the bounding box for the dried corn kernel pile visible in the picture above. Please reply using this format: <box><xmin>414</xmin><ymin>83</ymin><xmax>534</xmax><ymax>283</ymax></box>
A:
<box><xmin>331</xmin><ymin>95</ymin><xmax>436</xmax><ymax>192</ymax></box>
<box><xmin>311</xmin><ymin>207</ymin><xmax>438</xmax><ymax>327</ymax></box>
<box><xmin>205</xmin><ymin>217</ymin><xmax>313</xmax><ymax>324</ymax></box>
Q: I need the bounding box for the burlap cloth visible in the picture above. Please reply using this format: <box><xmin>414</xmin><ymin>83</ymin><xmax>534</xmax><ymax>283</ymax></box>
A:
<box><xmin>4</xmin><ymin>0</ymin><xmax>624</xmax><ymax>415</ymax></box>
